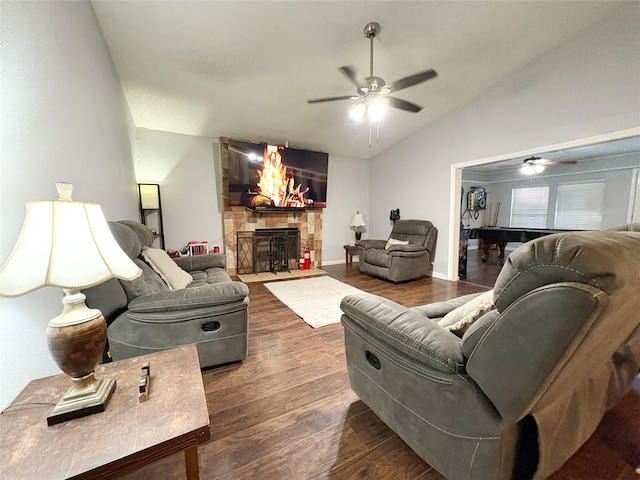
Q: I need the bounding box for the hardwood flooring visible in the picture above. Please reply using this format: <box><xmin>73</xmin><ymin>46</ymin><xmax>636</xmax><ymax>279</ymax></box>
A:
<box><xmin>121</xmin><ymin>258</ymin><xmax>640</xmax><ymax>480</ymax></box>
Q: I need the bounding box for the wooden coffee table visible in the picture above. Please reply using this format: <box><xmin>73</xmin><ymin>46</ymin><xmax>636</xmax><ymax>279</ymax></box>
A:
<box><xmin>0</xmin><ymin>344</ymin><xmax>210</xmax><ymax>479</ymax></box>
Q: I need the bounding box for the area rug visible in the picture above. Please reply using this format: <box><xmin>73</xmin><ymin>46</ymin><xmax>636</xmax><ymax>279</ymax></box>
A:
<box><xmin>264</xmin><ymin>276</ymin><xmax>365</xmax><ymax>328</ymax></box>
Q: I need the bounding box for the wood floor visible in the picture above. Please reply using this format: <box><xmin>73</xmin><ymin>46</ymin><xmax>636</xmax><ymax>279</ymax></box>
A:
<box><xmin>122</xmin><ymin>258</ymin><xmax>640</xmax><ymax>480</ymax></box>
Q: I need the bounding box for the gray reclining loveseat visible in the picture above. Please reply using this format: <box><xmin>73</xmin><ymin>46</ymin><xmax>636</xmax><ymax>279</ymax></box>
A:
<box><xmin>85</xmin><ymin>220</ymin><xmax>249</xmax><ymax>368</ymax></box>
<box><xmin>341</xmin><ymin>228</ymin><xmax>640</xmax><ymax>479</ymax></box>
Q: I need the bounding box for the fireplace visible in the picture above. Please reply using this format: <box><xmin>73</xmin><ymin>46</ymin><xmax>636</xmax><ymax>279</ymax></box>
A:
<box><xmin>236</xmin><ymin>228</ymin><xmax>300</xmax><ymax>274</ymax></box>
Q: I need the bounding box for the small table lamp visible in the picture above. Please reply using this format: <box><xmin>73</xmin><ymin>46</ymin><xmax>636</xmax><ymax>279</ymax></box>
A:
<box><xmin>350</xmin><ymin>211</ymin><xmax>366</xmax><ymax>242</ymax></box>
<box><xmin>0</xmin><ymin>183</ymin><xmax>142</xmax><ymax>425</ymax></box>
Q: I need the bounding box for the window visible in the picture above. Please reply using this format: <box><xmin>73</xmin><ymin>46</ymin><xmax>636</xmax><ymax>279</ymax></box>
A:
<box><xmin>554</xmin><ymin>181</ymin><xmax>605</xmax><ymax>230</ymax></box>
<box><xmin>510</xmin><ymin>185</ymin><xmax>549</xmax><ymax>228</ymax></box>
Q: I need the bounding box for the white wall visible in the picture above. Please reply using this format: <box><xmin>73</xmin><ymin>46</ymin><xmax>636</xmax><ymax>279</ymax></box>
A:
<box><xmin>368</xmin><ymin>4</ymin><xmax>640</xmax><ymax>278</ymax></box>
<box><xmin>0</xmin><ymin>2</ymin><xmax>138</xmax><ymax>409</ymax></box>
<box><xmin>136</xmin><ymin>128</ymin><xmax>370</xmax><ymax>263</ymax></box>
<box><xmin>135</xmin><ymin>129</ymin><xmax>223</xmax><ymax>251</ymax></box>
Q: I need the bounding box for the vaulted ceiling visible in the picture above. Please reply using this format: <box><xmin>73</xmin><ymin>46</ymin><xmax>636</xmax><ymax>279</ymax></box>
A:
<box><xmin>92</xmin><ymin>1</ymin><xmax>623</xmax><ymax>159</ymax></box>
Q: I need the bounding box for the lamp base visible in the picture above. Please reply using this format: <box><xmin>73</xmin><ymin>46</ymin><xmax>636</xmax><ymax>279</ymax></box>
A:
<box><xmin>45</xmin><ymin>290</ymin><xmax>115</xmax><ymax>426</ymax></box>
<box><xmin>47</xmin><ymin>375</ymin><xmax>116</xmax><ymax>426</ymax></box>
<box><xmin>355</xmin><ymin>230</ymin><xmax>362</xmax><ymax>241</ymax></box>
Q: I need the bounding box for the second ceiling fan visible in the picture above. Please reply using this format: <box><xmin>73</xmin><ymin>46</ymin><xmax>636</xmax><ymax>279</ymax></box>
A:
<box><xmin>307</xmin><ymin>22</ymin><xmax>438</xmax><ymax>117</ymax></box>
<box><xmin>521</xmin><ymin>156</ymin><xmax>577</xmax><ymax>175</ymax></box>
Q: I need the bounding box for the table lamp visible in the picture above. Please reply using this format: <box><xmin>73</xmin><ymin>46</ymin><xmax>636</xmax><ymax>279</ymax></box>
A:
<box><xmin>350</xmin><ymin>211</ymin><xmax>366</xmax><ymax>242</ymax></box>
<box><xmin>0</xmin><ymin>183</ymin><xmax>142</xmax><ymax>425</ymax></box>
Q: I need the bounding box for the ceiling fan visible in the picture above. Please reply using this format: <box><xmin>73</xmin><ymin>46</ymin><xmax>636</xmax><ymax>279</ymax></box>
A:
<box><xmin>306</xmin><ymin>22</ymin><xmax>438</xmax><ymax>117</ymax></box>
<box><xmin>521</xmin><ymin>156</ymin><xmax>577</xmax><ymax>175</ymax></box>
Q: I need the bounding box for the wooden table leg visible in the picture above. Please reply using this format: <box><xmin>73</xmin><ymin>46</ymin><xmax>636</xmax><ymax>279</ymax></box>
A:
<box><xmin>480</xmin><ymin>242</ymin><xmax>490</xmax><ymax>262</ymax></box>
<box><xmin>184</xmin><ymin>445</ymin><xmax>200</xmax><ymax>480</ymax></box>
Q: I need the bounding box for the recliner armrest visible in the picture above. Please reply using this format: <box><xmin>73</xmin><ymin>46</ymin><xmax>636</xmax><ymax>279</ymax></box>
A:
<box><xmin>387</xmin><ymin>243</ymin><xmax>427</xmax><ymax>254</ymax></box>
<box><xmin>173</xmin><ymin>253</ymin><xmax>226</xmax><ymax>272</ymax></box>
<box><xmin>340</xmin><ymin>293</ymin><xmax>464</xmax><ymax>373</ymax></box>
<box><xmin>356</xmin><ymin>239</ymin><xmax>387</xmax><ymax>250</ymax></box>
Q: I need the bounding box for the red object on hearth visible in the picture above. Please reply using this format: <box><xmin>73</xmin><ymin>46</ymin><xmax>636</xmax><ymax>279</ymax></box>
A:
<box><xmin>299</xmin><ymin>253</ymin><xmax>305</xmax><ymax>270</ymax></box>
<box><xmin>304</xmin><ymin>246</ymin><xmax>311</xmax><ymax>270</ymax></box>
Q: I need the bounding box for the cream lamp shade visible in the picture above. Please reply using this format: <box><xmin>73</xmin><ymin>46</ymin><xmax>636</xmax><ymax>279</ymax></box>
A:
<box><xmin>0</xmin><ymin>198</ymin><xmax>141</xmax><ymax>296</ymax></box>
<box><xmin>350</xmin><ymin>211</ymin><xmax>366</xmax><ymax>242</ymax></box>
<box><xmin>350</xmin><ymin>212</ymin><xmax>366</xmax><ymax>228</ymax></box>
<box><xmin>0</xmin><ymin>183</ymin><xmax>141</xmax><ymax>425</ymax></box>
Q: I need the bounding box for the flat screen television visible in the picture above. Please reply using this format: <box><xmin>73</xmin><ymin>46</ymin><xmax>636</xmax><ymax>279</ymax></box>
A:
<box><xmin>226</xmin><ymin>139</ymin><xmax>328</xmax><ymax>210</ymax></box>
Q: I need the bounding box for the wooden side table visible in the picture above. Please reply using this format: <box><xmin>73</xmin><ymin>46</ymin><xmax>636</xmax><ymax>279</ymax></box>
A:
<box><xmin>344</xmin><ymin>244</ymin><xmax>359</xmax><ymax>264</ymax></box>
<box><xmin>0</xmin><ymin>344</ymin><xmax>210</xmax><ymax>480</ymax></box>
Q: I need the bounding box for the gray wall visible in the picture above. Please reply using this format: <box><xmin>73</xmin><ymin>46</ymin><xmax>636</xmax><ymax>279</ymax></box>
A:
<box><xmin>0</xmin><ymin>2</ymin><xmax>139</xmax><ymax>409</ymax></box>
<box><xmin>368</xmin><ymin>5</ymin><xmax>640</xmax><ymax>278</ymax></box>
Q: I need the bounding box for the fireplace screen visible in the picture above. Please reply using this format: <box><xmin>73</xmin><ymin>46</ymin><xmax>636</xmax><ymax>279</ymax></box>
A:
<box><xmin>236</xmin><ymin>228</ymin><xmax>300</xmax><ymax>274</ymax></box>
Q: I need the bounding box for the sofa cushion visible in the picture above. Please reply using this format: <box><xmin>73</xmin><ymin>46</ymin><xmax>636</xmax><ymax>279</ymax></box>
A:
<box><xmin>120</xmin><ymin>258</ymin><xmax>169</xmax><ymax>302</ymax></box>
<box><xmin>438</xmin><ymin>289</ymin><xmax>494</xmax><ymax>335</ymax></box>
<box><xmin>141</xmin><ymin>247</ymin><xmax>193</xmax><ymax>290</ymax></box>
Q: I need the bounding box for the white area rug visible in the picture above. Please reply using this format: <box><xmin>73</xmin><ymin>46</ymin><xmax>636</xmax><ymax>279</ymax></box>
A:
<box><xmin>265</xmin><ymin>276</ymin><xmax>365</xmax><ymax>328</ymax></box>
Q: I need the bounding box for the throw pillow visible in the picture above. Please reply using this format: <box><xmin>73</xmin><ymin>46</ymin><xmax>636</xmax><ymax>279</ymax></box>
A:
<box><xmin>141</xmin><ymin>247</ymin><xmax>193</xmax><ymax>290</ymax></box>
<box><xmin>385</xmin><ymin>237</ymin><xmax>409</xmax><ymax>250</ymax></box>
<box><xmin>438</xmin><ymin>289</ymin><xmax>494</xmax><ymax>335</ymax></box>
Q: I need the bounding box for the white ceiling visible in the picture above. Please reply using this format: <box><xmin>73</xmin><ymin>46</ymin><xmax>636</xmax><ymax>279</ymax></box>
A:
<box><xmin>91</xmin><ymin>1</ymin><xmax>623</xmax><ymax>160</ymax></box>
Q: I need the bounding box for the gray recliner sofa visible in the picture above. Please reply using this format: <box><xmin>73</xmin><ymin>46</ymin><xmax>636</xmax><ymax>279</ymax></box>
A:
<box><xmin>357</xmin><ymin>219</ymin><xmax>438</xmax><ymax>282</ymax></box>
<box><xmin>84</xmin><ymin>220</ymin><xmax>249</xmax><ymax>368</ymax></box>
<box><xmin>340</xmin><ymin>228</ymin><xmax>640</xmax><ymax>479</ymax></box>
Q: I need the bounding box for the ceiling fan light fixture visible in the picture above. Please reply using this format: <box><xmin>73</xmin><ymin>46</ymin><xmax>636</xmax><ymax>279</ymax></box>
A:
<box><xmin>369</xmin><ymin>101</ymin><xmax>385</xmax><ymax>122</ymax></box>
<box><xmin>521</xmin><ymin>162</ymin><xmax>545</xmax><ymax>175</ymax></box>
<box><xmin>349</xmin><ymin>102</ymin><xmax>367</xmax><ymax>122</ymax></box>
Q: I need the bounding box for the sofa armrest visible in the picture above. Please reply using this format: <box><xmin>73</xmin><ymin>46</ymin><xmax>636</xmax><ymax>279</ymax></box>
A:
<box><xmin>356</xmin><ymin>239</ymin><xmax>387</xmax><ymax>250</ymax></box>
<box><xmin>340</xmin><ymin>293</ymin><xmax>464</xmax><ymax>373</ymax></box>
<box><xmin>127</xmin><ymin>281</ymin><xmax>249</xmax><ymax>314</ymax></box>
<box><xmin>173</xmin><ymin>253</ymin><xmax>226</xmax><ymax>272</ymax></box>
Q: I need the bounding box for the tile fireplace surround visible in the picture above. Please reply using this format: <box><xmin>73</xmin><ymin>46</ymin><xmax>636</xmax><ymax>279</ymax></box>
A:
<box><xmin>223</xmin><ymin>207</ymin><xmax>322</xmax><ymax>276</ymax></box>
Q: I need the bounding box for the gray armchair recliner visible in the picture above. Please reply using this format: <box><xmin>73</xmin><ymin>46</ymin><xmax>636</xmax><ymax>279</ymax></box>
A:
<box><xmin>341</xmin><ymin>228</ymin><xmax>640</xmax><ymax>479</ymax></box>
<box><xmin>84</xmin><ymin>220</ymin><xmax>249</xmax><ymax>368</ymax></box>
<box><xmin>357</xmin><ymin>219</ymin><xmax>437</xmax><ymax>282</ymax></box>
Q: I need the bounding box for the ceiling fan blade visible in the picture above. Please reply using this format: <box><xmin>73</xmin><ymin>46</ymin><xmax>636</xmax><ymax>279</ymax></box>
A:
<box><xmin>338</xmin><ymin>66</ymin><xmax>367</xmax><ymax>90</ymax></box>
<box><xmin>307</xmin><ymin>95</ymin><xmax>357</xmax><ymax>104</ymax></box>
<box><xmin>388</xmin><ymin>69</ymin><xmax>438</xmax><ymax>93</ymax></box>
<box><xmin>538</xmin><ymin>160</ymin><xmax>577</xmax><ymax>166</ymax></box>
<box><xmin>386</xmin><ymin>96</ymin><xmax>423</xmax><ymax>113</ymax></box>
